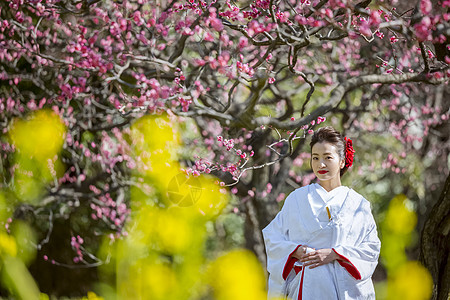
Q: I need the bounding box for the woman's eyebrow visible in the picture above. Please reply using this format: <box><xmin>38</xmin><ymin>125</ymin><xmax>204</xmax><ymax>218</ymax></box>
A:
<box><xmin>312</xmin><ymin>152</ymin><xmax>334</xmax><ymax>156</ymax></box>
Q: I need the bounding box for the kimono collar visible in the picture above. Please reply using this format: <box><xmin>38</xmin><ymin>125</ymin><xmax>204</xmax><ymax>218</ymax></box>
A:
<box><xmin>314</xmin><ymin>183</ymin><xmax>349</xmax><ymax>203</ymax></box>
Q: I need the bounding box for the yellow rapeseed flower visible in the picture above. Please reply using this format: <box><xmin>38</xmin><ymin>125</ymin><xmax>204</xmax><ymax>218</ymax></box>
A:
<box><xmin>387</xmin><ymin>261</ymin><xmax>432</xmax><ymax>300</ymax></box>
<box><xmin>381</xmin><ymin>194</ymin><xmax>417</xmax><ymax>271</ymax></box>
<box><xmin>39</xmin><ymin>293</ymin><xmax>50</xmax><ymax>300</ymax></box>
<box><xmin>81</xmin><ymin>291</ymin><xmax>104</xmax><ymax>300</ymax></box>
<box><xmin>9</xmin><ymin>110</ymin><xmax>66</xmax><ymax>202</ymax></box>
<box><xmin>385</xmin><ymin>194</ymin><xmax>417</xmax><ymax>235</ymax></box>
<box><xmin>0</xmin><ymin>232</ymin><xmax>17</xmax><ymax>257</ymax></box>
<box><xmin>192</xmin><ymin>175</ymin><xmax>229</xmax><ymax>220</ymax></box>
<box><xmin>143</xmin><ymin>263</ymin><xmax>178</xmax><ymax>299</ymax></box>
<box><xmin>117</xmin><ymin>260</ymin><xmax>179</xmax><ymax>300</ymax></box>
<box><xmin>209</xmin><ymin>249</ymin><xmax>267</xmax><ymax>300</ymax></box>
<box><xmin>130</xmin><ymin>115</ymin><xmax>182</xmax><ymax>192</ymax></box>
<box><xmin>10</xmin><ymin>110</ymin><xmax>66</xmax><ymax>160</ymax></box>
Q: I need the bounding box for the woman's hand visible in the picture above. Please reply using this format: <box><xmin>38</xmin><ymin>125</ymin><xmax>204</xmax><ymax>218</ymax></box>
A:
<box><xmin>299</xmin><ymin>248</ymin><xmax>339</xmax><ymax>269</ymax></box>
<box><xmin>291</xmin><ymin>245</ymin><xmax>309</xmax><ymax>260</ymax></box>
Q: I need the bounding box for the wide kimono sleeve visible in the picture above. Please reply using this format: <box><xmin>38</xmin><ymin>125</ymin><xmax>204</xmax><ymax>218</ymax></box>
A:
<box><xmin>262</xmin><ymin>192</ymin><xmax>302</xmax><ymax>297</ymax></box>
<box><xmin>332</xmin><ymin>200</ymin><xmax>381</xmax><ymax>281</ymax></box>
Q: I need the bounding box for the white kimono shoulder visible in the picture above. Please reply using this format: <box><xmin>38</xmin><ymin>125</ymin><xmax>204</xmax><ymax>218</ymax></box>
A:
<box><xmin>262</xmin><ymin>183</ymin><xmax>381</xmax><ymax>300</ymax></box>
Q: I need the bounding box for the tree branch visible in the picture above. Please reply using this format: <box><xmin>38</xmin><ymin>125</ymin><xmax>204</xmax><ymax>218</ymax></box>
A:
<box><xmin>255</xmin><ymin>72</ymin><xmax>447</xmax><ymax>130</ymax></box>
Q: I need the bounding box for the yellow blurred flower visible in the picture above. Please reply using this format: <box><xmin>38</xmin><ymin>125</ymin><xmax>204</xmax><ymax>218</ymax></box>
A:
<box><xmin>107</xmin><ymin>114</ymin><xmax>249</xmax><ymax>300</ymax></box>
<box><xmin>387</xmin><ymin>261</ymin><xmax>432</xmax><ymax>300</ymax></box>
<box><xmin>381</xmin><ymin>194</ymin><xmax>418</xmax><ymax>271</ymax></box>
<box><xmin>0</xmin><ymin>232</ymin><xmax>17</xmax><ymax>257</ymax></box>
<box><xmin>144</xmin><ymin>263</ymin><xmax>178</xmax><ymax>300</ymax></box>
<box><xmin>192</xmin><ymin>175</ymin><xmax>229</xmax><ymax>220</ymax></box>
<box><xmin>116</xmin><ymin>258</ymin><xmax>179</xmax><ymax>300</ymax></box>
<box><xmin>151</xmin><ymin>207</ymin><xmax>193</xmax><ymax>253</ymax></box>
<box><xmin>130</xmin><ymin>114</ymin><xmax>179</xmax><ymax>152</ymax></box>
<box><xmin>385</xmin><ymin>194</ymin><xmax>417</xmax><ymax>235</ymax></box>
<box><xmin>380</xmin><ymin>195</ymin><xmax>433</xmax><ymax>300</ymax></box>
<box><xmin>8</xmin><ymin>110</ymin><xmax>66</xmax><ymax>202</ymax></box>
<box><xmin>9</xmin><ymin>110</ymin><xmax>66</xmax><ymax>160</ymax></box>
<box><xmin>209</xmin><ymin>249</ymin><xmax>267</xmax><ymax>300</ymax></box>
<box><xmin>39</xmin><ymin>293</ymin><xmax>50</xmax><ymax>300</ymax></box>
<box><xmin>81</xmin><ymin>291</ymin><xmax>104</xmax><ymax>300</ymax></box>
<box><xmin>130</xmin><ymin>115</ymin><xmax>182</xmax><ymax>193</ymax></box>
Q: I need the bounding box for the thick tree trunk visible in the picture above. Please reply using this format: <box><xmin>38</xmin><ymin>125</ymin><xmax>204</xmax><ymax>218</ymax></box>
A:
<box><xmin>244</xmin><ymin>197</ymin><xmax>268</xmax><ymax>267</ymax></box>
<box><xmin>244</xmin><ymin>164</ymin><xmax>298</xmax><ymax>273</ymax></box>
<box><xmin>243</xmin><ymin>136</ymin><xmax>305</xmax><ymax>270</ymax></box>
<box><xmin>420</xmin><ymin>173</ymin><xmax>450</xmax><ymax>300</ymax></box>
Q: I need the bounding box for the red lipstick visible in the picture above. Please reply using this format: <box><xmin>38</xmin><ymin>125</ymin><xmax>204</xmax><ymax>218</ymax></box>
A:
<box><xmin>318</xmin><ymin>170</ymin><xmax>328</xmax><ymax>174</ymax></box>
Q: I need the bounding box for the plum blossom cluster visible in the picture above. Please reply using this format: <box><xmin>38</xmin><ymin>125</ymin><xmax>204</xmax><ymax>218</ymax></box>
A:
<box><xmin>205</xmin><ymin>7</ymin><xmax>224</xmax><ymax>32</ymax></box>
<box><xmin>220</xmin><ymin>0</ymin><xmax>272</xmax><ymax>22</ymax></box>
<box><xmin>275</xmin><ymin>9</ymin><xmax>291</xmax><ymax>24</ymax></box>
<box><xmin>242</xmin><ymin>181</ymin><xmax>272</xmax><ymax>202</ymax></box>
<box><xmin>185</xmin><ymin>158</ymin><xmax>237</xmax><ymax>181</ymax></box>
<box><xmin>186</xmin><ymin>116</ymin><xmax>328</xmax><ymax>186</ymax></box>
<box><xmin>178</xmin><ymin>97</ymin><xmax>193</xmax><ymax>112</ymax></box>
<box><xmin>185</xmin><ymin>133</ymin><xmax>255</xmax><ymax>181</ymax></box>
<box><xmin>174</xmin><ymin>68</ymin><xmax>186</xmax><ymax>85</ymax></box>
<box><xmin>351</xmin><ymin>84</ymin><xmax>448</xmax><ymax>153</ymax></box>
<box><xmin>58</xmin><ymin>129</ymin><xmax>136</xmax><ymax>186</ymax></box>
<box><xmin>412</xmin><ymin>0</ymin><xmax>449</xmax><ymax>43</ymax></box>
<box><xmin>246</xmin><ymin>20</ymin><xmax>277</xmax><ymax>36</ymax></box>
<box><xmin>90</xmin><ymin>191</ymin><xmax>130</xmax><ymax>233</ymax></box>
<box><xmin>204</xmin><ymin>53</ymin><xmax>234</xmax><ymax>77</ymax></box>
<box><xmin>219</xmin><ymin>1</ymin><xmax>245</xmax><ymax>23</ymax></box>
<box><xmin>292</xmin><ymin>116</ymin><xmax>327</xmax><ymax>136</ymax></box>
<box><xmin>288</xmin><ymin>152</ymin><xmax>317</xmax><ymax>186</ymax></box>
<box><xmin>186</xmin><ymin>157</ymin><xmax>213</xmax><ymax>177</ymax></box>
<box><xmin>4</xmin><ymin>218</ymin><xmax>13</xmax><ymax>233</ymax></box>
<box><xmin>3</xmin><ymin>0</ymin><xmax>220</xmax><ymax>118</ymax></box>
<box><xmin>216</xmin><ymin>135</ymin><xmax>255</xmax><ymax>160</ymax></box>
<box><xmin>236</xmin><ymin>60</ymin><xmax>255</xmax><ymax>77</ymax></box>
<box><xmin>379</xmin><ymin>92</ymin><xmax>448</xmax><ymax>144</ymax></box>
<box><xmin>316</xmin><ymin>116</ymin><xmax>326</xmax><ymax>125</ymax></box>
<box><xmin>217</xmin><ymin>136</ymin><xmax>234</xmax><ymax>151</ymax></box>
<box><xmin>382</xmin><ymin>153</ymin><xmax>407</xmax><ymax>174</ymax></box>
<box><xmin>186</xmin><ymin>136</ymin><xmax>254</xmax><ymax>179</ymax></box>
<box><xmin>71</xmin><ymin>235</ymin><xmax>85</xmax><ymax>263</ymax></box>
<box><xmin>0</xmin><ymin>142</ymin><xmax>15</xmax><ymax>160</ymax></box>
<box><xmin>99</xmin><ymin>128</ymin><xmax>135</xmax><ymax>171</ymax></box>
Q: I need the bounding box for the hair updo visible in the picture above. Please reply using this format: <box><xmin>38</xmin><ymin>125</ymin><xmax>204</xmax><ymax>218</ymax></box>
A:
<box><xmin>310</xmin><ymin>126</ymin><xmax>349</xmax><ymax>176</ymax></box>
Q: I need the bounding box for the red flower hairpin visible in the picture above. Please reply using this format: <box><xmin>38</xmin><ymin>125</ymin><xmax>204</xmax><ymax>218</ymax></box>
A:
<box><xmin>344</xmin><ymin>137</ymin><xmax>355</xmax><ymax>168</ymax></box>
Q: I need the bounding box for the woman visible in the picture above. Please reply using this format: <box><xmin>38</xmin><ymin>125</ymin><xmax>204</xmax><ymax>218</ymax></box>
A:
<box><xmin>262</xmin><ymin>126</ymin><xmax>380</xmax><ymax>300</ymax></box>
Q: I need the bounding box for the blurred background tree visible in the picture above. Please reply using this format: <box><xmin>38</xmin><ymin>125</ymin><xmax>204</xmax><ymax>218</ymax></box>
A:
<box><xmin>0</xmin><ymin>0</ymin><xmax>448</xmax><ymax>299</ymax></box>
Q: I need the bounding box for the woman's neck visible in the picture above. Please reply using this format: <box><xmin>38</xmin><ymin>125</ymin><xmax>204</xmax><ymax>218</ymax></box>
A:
<box><xmin>319</xmin><ymin>178</ymin><xmax>342</xmax><ymax>192</ymax></box>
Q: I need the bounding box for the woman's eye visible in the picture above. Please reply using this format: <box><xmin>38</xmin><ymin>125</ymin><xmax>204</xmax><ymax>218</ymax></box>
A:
<box><xmin>312</xmin><ymin>157</ymin><xmax>318</xmax><ymax>160</ymax></box>
<box><xmin>327</xmin><ymin>156</ymin><xmax>332</xmax><ymax>159</ymax></box>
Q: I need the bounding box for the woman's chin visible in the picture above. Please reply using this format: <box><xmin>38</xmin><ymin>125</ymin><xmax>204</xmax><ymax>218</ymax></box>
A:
<box><xmin>315</xmin><ymin>174</ymin><xmax>329</xmax><ymax>181</ymax></box>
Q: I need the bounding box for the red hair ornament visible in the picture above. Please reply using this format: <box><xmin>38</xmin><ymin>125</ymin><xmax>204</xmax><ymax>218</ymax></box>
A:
<box><xmin>344</xmin><ymin>137</ymin><xmax>355</xmax><ymax>168</ymax></box>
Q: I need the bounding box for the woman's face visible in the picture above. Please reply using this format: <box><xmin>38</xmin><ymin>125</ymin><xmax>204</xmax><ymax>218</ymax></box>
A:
<box><xmin>311</xmin><ymin>142</ymin><xmax>345</xmax><ymax>182</ymax></box>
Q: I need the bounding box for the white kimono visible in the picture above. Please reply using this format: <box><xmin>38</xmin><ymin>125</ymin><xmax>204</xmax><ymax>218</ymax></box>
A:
<box><xmin>262</xmin><ymin>183</ymin><xmax>380</xmax><ymax>300</ymax></box>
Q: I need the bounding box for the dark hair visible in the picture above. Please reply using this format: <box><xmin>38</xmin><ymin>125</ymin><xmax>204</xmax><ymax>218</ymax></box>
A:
<box><xmin>310</xmin><ymin>126</ymin><xmax>348</xmax><ymax>176</ymax></box>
